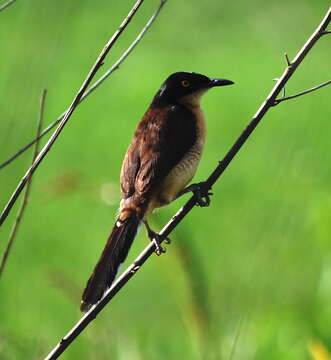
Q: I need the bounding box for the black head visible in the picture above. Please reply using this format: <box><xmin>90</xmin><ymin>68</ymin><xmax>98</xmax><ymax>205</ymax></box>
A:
<box><xmin>152</xmin><ymin>71</ymin><xmax>234</xmax><ymax>106</ymax></box>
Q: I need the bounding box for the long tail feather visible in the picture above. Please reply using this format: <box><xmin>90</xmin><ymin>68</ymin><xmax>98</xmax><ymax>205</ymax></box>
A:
<box><xmin>80</xmin><ymin>211</ymin><xmax>140</xmax><ymax>312</ymax></box>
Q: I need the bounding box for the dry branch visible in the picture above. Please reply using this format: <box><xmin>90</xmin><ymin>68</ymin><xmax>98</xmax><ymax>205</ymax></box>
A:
<box><xmin>0</xmin><ymin>89</ymin><xmax>47</xmax><ymax>277</ymax></box>
<box><xmin>0</xmin><ymin>0</ymin><xmax>145</xmax><ymax>227</ymax></box>
<box><xmin>0</xmin><ymin>0</ymin><xmax>16</xmax><ymax>12</ymax></box>
<box><xmin>43</xmin><ymin>6</ymin><xmax>331</xmax><ymax>360</ymax></box>
<box><xmin>273</xmin><ymin>79</ymin><xmax>331</xmax><ymax>105</ymax></box>
<box><xmin>0</xmin><ymin>0</ymin><xmax>168</xmax><ymax>170</ymax></box>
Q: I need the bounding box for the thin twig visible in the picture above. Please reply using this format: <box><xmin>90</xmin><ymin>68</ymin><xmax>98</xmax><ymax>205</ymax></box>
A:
<box><xmin>0</xmin><ymin>0</ymin><xmax>167</xmax><ymax>170</ymax></box>
<box><xmin>0</xmin><ymin>0</ymin><xmax>145</xmax><ymax>227</ymax></box>
<box><xmin>284</xmin><ymin>52</ymin><xmax>291</xmax><ymax>66</ymax></box>
<box><xmin>282</xmin><ymin>53</ymin><xmax>291</xmax><ymax>97</ymax></box>
<box><xmin>273</xmin><ymin>79</ymin><xmax>331</xmax><ymax>105</ymax></box>
<box><xmin>0</xmin><ymin>0</ymin><xmax>16</xmax><ymax>12</ymax></box>
<box><xmin>0</xmin><ymin>89</ymin><xmax>47</xmax><ymax>277</ymax></box>
<box><xmin>43</xmin><ymin>6</ymin><xmax>331</xmax><ymax>360</ymax></box>
<box><xmin>322</xmin><ymin>30</ymin><xmax>331</xmax><ymax>34</ymax></box>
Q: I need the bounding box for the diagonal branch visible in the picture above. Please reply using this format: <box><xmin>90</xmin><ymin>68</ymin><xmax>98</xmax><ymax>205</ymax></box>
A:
<box><xmin>0</xmin><ymin>89</ymin><xmax>47</xmax><ymax>277</ymax></box>
<box><xmin>0</xmin><ymin>0</ymin><xmax>145</xmax><ymax>227</ymax></box>
<box><xmin>43</xmin><ymin>6</ymin><xmax>331</xmax><ymax>360</ymax></box>
<box><xmin>0</xmin><ymin>0</ymin><xmax>16</xmax><ymax>12</ymax></box>
<box><xmin>273</xmin><ymin>79</ymin><xmax>331</xmax><ymax>105</ymax></box>
<box><xmin>0</xmin><ymin>0</ymin><xmax>168</xmax><ymax>170</ymax></box>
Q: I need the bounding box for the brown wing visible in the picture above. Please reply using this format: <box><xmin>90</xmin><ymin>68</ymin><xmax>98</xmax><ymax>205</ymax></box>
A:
<box><xmin>120</xmin><ymin>104</ymin><xmax>197</xmax><ymax>205</ymax></box>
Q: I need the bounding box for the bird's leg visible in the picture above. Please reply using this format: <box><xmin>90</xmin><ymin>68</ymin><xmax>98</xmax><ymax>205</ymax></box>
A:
<box><xmin>143</xmin><ymin>220</ymin><xmax>171</xmax><ymax>256</ymax></box>
<box><xmin>176</xmin><ymin>181</ymin><xmax>213</xmax><ymax>207</ymax></box>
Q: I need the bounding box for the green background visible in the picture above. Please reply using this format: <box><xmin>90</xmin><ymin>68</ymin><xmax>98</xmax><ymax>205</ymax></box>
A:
<box><xmin>0</xmin><ymin>1</ymin><xmax>330</xmax><ymax>359</ymax></box>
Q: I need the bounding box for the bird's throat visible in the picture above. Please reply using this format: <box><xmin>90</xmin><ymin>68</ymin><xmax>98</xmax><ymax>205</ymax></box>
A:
<box><xmin>178</xmin><ymin>89</ymin><xmax>208</xmax><ymax>108</ymax></box>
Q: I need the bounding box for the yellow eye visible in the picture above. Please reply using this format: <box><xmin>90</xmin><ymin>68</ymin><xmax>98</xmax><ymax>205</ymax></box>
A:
<box><xmin>181</xmin><ymin>80</ymin><xmax>190</xmax><ymax>87</ymax></box>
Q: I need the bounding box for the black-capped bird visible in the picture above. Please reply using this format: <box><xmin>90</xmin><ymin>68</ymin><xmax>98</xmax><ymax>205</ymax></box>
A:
<box><xmin>81</xmin><ymin>71</ymin><xmax>234</xmax><ymax>312</ymax></box>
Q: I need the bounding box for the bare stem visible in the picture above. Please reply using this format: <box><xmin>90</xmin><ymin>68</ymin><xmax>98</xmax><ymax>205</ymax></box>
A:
<box><xmin>43</xmin><ymin>6</ymin><xmax>331</xmax><ymax>360</ymax></box>
<box><xmin>273</xmin><ymin>79</ymin><xmax>331</xmax><ymax>105</ymax></box>
<box><xmin>284</xmin><ymin>52</ymin><xmax>291</xmax><ymax>66</ymax></box>
<box><xmin>0</xmin><ymin>0</ymin><xmax>16</xmax><ymax>12</ymax></box>
<box><xmin>0</xmin><ymin>0</ymin><xmax>167</xmax><ymax>170</ymax></box>
<box><xmin>0</xmin><ymin>0</ymin><xmax>145</xmax><ymax>227</ymax></box>
<box><xmin>0</xmin><ymin>89</ymin><xmax>47</xmax><ymax>277</ymax></box>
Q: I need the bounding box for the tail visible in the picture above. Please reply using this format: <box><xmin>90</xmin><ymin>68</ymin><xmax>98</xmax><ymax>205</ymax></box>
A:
<box><xmin>80</xmin><ymin>210</ymin><xmax>141</xmax><ymax>312</ymax></box>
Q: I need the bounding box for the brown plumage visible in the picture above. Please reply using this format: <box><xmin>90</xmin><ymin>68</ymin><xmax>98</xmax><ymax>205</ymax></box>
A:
<box><xmin>81</xmin><ymin>72</ymin><xmax>234</xmax><ymax>312</ymax></box>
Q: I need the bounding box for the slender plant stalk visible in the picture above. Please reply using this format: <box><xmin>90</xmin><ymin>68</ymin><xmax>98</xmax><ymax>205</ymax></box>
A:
<box><xmin>0</xmin><ymin>0</ymin><xmax>16</xmax><ymax>12</ymax></box>
<box><xmin>0</xmin><ymin>0</ymin><xmax>168</xmax><ymax>170</ymax></box>
<box><xmin>274</xmin><ymin>79</ymin><xmax>331</xmax><ymax>105</ymax></box>
<box><xmin>228</xmin><ymin>314</ymin><xmax>246</xmax><ymax>360</ymax></box>
<box><xmin>0</xmin><ymin>90</ymin><xmax>47</xmax><ymax>277</ymax></box>
<box><xmin>0</xmin><ymin>0</ymin><xmax>145</xmax><ymax>227</ymax></box>
<box><xmin>43</xmin><ymin>7</ymin><xmax>331</xmax><ymax>360</ymax></box>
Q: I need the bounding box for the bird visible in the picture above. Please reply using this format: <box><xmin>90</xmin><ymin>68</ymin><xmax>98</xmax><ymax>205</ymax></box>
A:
<box><xmin>80</xmin><ymin>71</ymin><xmax>234</xmax><ymax>312</ymax></box>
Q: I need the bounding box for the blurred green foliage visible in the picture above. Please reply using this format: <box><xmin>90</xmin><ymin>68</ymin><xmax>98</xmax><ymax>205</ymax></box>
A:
<box><xmin>0</xmin><ymin>1</ymin><xmax>330</xmax><ymax>359</ymax></box>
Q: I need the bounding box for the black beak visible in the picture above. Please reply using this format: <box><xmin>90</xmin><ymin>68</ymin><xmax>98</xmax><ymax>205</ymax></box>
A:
<box><xmin>208</xmin><ymin>78</ymin><xmax>234</xmax><ymax>87</ymax></box>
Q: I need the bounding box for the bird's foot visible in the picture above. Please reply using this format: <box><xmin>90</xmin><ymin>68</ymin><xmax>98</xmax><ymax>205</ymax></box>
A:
<box><xmin>143</xmin><ymin>221</ymin><xmax>170</xmax><ymax>256</ymax></box>
<box><xmin>151</xmin><ymin>232</ymin><xmax>166</xmax><ymax>256</ymax></box>
<box><xmin>177</xmin><ymin>181</ymin><xmax>212</xmax><ymax>207</ymax></box>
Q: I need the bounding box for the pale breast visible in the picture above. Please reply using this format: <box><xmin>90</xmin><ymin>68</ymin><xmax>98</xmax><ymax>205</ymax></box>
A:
<box><xmin>146</xmin><ymin>105</ymin><xmax>206</xmax><ymax>214</ymax></box>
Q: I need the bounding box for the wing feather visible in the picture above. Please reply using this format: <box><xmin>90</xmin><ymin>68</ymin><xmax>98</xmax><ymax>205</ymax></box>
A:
<box><xmin>120</xmin><ymin>104</ymin><xmax>197</xmax><ymax>206</ymax></box>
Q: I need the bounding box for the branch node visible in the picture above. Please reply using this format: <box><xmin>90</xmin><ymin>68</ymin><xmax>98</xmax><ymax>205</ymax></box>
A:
<box><xmin>284</xmin><ymin>52</ymin><xmax>292</xmax><ymax>67</ymax></box>
<box><xmin>130</xmin><ymin>265</ymin><xmax>140</xmax><ymax>274</ymax></box>
<box><xmin>273</xmin><ymin>79</ymin><xmax>331</xmax><ymax>105</ymax></box>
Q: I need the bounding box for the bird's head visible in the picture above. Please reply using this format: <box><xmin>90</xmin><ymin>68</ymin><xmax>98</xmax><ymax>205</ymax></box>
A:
<box><xmin>153</xmin><ymin>71</ymin><xmax>234</xmax><ymax>107</ymax></box>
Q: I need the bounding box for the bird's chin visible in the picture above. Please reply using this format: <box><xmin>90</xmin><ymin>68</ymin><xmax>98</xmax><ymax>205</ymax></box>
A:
<box><xmin>178</xmin><ymin>89</ymin><xmax>208</xmax><ymax>108</ymax></box>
